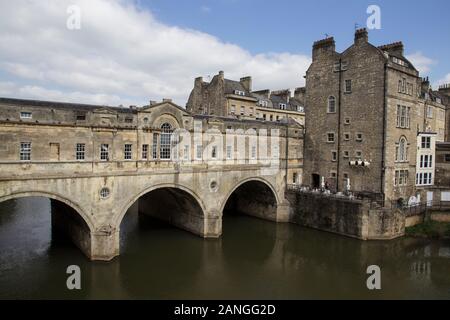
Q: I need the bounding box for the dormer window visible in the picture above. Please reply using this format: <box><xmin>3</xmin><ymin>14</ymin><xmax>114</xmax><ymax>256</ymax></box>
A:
<box><xmin>234</xmin><ymin>90</ymin><xmax>245</xmax><ymax>96</ymax></box>
<box><xmin>279</xmin><ymin>103</ymin><xmax>287</xmax><ymax>110</ymax></box>
<box><xmin>297</xmin><ymin>106</ymin><xmax>304</xmax><ymax>112</ymax></box>
<box><xmin>393</xmin><ymin>57</ymin><xmax>406</xmax><ymax>67</ymax></box>
<box><xmin>259</xmin><ymin>100</ymin><xmax>268</xmax><ymax>107</ymax></box>
<box><xmin>20</xmin><ymin>112</ymin><xmax>32</xmax><ymax>119</ymax></box>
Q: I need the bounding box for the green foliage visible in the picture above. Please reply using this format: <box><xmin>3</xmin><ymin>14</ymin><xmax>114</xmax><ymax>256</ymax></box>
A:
<box><xmin>406</xmin><ymin>220</ymin><xmax>450</xmax><ymax>239</ymax></box>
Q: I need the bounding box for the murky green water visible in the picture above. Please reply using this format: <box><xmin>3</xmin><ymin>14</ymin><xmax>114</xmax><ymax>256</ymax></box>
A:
<box><xmin>0</xmin><ymin>197</ymin><xmax>449</xmax><ymax>299</ymax></box>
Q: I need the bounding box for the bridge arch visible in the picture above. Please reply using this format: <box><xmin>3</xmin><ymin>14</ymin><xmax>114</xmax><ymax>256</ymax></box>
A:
<box><xmin>0</xmin><ymin>191</ymin><xmax>93</xmax><ymax>232</ymax></box>
<box><xmin>222</xmin><ymin>177</ymin><xmax>280</xmax><ymax>221</ymax></box>
<box><xmin>0</xmin><ymin>191</ymin><xmax>94</xmax><ymax>259</ymax></box>
<box><xmin>116</xmin><ymin>183</ymin><xmax>207</xmax><ymax>237</ymax></box>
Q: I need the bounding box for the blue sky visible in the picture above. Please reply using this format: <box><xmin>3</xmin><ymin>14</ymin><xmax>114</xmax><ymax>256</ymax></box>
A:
<box><xmin>145</xmin><ymin>0</ymin><xmax>449</xmax><ymax>79</ymax></box>
<box><xmin>0</xmin><ymin>0</ymin><xmax>449</xmax><ymax>106</ymax></box>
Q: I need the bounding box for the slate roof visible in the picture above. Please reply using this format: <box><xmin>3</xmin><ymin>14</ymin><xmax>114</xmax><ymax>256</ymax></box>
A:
<box><xmin>224</xmin><ymin>79</ymin><xmax>250</xmax><ymax>96</ymax></box>
<box><xmin>0</xmin><ymin>97</ymin><xmax>135</xmax><ymax>113</ymax></box>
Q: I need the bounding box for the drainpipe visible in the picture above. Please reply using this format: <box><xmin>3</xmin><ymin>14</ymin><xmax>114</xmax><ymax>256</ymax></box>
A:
<box><xmin>336</xmin><ymin>58</ymin><xmax>342</xmax><ymax>192</ymax></box>
<box><xmin>381</xmin><ymin>62</ymin><xmax>388</xmax><ymax>202</ymax></box>
<box><xmin>285</xmin><ymin>122</ymin><xmax>289</xmax><ymax>187</ymax></box>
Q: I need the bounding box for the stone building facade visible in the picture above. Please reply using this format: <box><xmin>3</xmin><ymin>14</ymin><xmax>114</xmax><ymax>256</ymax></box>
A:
<box><xmin>0</xmin><ymin>96</ymin><xmax>303</xmax><ymax>260</ymax></box>
<box><xmin>186</xmin><ymin>71</ymin><xmax>305</xmax><ymax>185</ymax></box>
<box><xmin>303</xmin><ymin>28</ymin><xmax>448</xmax><ymax>204</ymax></box>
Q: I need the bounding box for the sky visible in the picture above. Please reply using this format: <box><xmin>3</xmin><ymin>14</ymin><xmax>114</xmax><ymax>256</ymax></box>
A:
<box><xmin>0</xmin><ymin>0</ymin><xmax>449</xmax><ymax>107</ymax></box>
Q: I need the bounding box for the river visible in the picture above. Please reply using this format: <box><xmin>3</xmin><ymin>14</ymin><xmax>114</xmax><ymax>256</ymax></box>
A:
<box><xmin>0</xmin><ymin>197</ymin><xmax>449</xmax><ymax>299</ymax></box>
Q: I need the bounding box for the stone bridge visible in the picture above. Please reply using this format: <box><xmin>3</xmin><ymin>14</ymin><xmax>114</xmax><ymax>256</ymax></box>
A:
<box><xmin>0</xmin><ymin>162</ymin><xmax>290</xmax><ymax>261</ymax></box>
<box><xmin>0</xmin><ymin>98</ymin><xmax>303</xmax><ymax>261</ymax></box>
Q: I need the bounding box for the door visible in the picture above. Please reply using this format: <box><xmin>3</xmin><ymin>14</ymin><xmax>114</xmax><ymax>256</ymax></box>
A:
<box><xmin>312</xmin><ymin>174</ymin><xmax>320</xmax><ymax>189</ymax></box>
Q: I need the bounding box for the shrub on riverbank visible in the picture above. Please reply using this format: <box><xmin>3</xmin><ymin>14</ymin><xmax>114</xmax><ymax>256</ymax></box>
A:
<box><xmin>406</xmin><ymin>220</ymin><xmax>450</xmax><ymax>239</ymax></box>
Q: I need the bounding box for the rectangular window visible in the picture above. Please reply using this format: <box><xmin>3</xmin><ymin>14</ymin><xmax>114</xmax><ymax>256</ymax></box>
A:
<box><xmin>355</xmin><ymin>151</ymin><xmax>362</xmax><ymax>159</ymax></box>
<box><xmin>20</xmin><ymin>112</ymin><xmax>32</xmax><ymax>119</ymax></box>
<box><xmin>293</xmin><ymin>173</ymin><xmax>298</xmax><ymax>184</ymax></box>
<box><xmin>125</xmin><ymin>117</ymin><xmax>133</xmax><ymax>123</ymax></box>
<box><xmin>230</xmin><ymin>105</ymin><xmax>236</xmax><ymax>115</ymax></box>
<box><xmin>76</xmin><ymin>113</ymin><xmax>86</xmax><ymax>121</ymax></box>
<box><xmin>76</xmin><ymin>143</ymin><xmax>85</xmax><ymax>160</ymax></box>
<box><xmin>356</xmin><ymin>133</ymin><xmax>363</xmax><ymax>142</ymax></box>
<box><xmin>344</xmin><ymin>133</ymin><xmax>350</xmax><ymax>141</ymax></box>
<box><xmin>142</xmin><ymin>144</ymin><xmax>148</xmax><ymax>160</ymax></box>
<box><xmin>226</xmin><ymin>145</ymin><xmax>233</xmax><ymax>160</ymax></box>
<box><xmin>427</xmin><ymin>106</ymin><xmax>433</xmax><ymax>118</ymax></box>
<box><xmin>445</xmin><ymin>154</ymin><xmax>450</xmax><ymax>162</ymax></box>
<box><xmin>397</xmin><ymin>105</ymin><xmax>410</xmax><ymax>128</ymax></box>
<box><xmin>331</xmin><ymin>151</ymin><xmax>337</xmax><ymax>162</ymax></box>
<box><xmin>406</xmin><ymin>107</ymin><xmax>411</xmax><ymax>128</ymax></box>
<box><xmin>20</xmin><ymin>142</ymin><xmax>31</xmax><ymax>161</ymax></box>
<box><xmin>240</xmin><ymin>106</ymin><xmax>245</xmax><ymax>115</ymax></box>
<box><xmin>124</xmin><ymin>144</ymin><xmax>132</xmax><ymax>160</ymax></box>
<box><xmin>152</xmin><ymin>133</ymin><xmax>158</xmax><ymax>159</ymax></box>
<box><xmin>421</xmin><ymin>137</ymin><xmax>431</xmax><ymax>149</ymax></box>
<box><xmin>343</xmin><ymin>151</ymin><xmax>349</xmax><ymax>158</ymax></box>
<box><xmin>211</xmin><ymin>146</ymin><xmax>217</xmax><ymax>159</ymax></box>
<box><xmin>251</xmin><ymin>146</ymin><xmax>257</xmax><ymax>159</ymax></box>
<box><xmin>395</xmin><ymin>170</ymin><xmax>409</xmax><ymax>186</ymax></box>
<box><xmin>345</xmin><ymin>80</ymin><xmax>352</xmax><ymax>93</ymax></box>
<box><xmin>249</xmin><ymin>107</ymin><xmax>254</xmax><ymax>117</ymax></box>
<box><xmin>100</xmin><ymin>144</ymin><xmax>109</xmax><ymax>161</ymax></box>
<box><xmin>344</xmin><ymin>118</ymin><xmax>350</xmax><ymax>125</ymax></box>
<box><xmin>327</xmin><ymin>133</ymin><xmax>335</xmax><ymax>143</ymax></box>
<box><xmin>183</xmin><ymin>145</ymin><xmax>189</xmax><ymax>160</ymax></box>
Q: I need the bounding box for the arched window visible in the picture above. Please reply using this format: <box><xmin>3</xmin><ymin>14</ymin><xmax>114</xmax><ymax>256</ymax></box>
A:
<box><xmin>396</xmin><ymin>137</ymin><xmax>408</xmax><ymax>162</ymax></box>
<box><xmin>328</xmin><ymin>96</ymin><xmax>336</xmax><ymax>113</ymax></box>
<box><xmin>160</xmin><ymin>123</ymin><xmax>173</xmax><ymax>160</ymax></box>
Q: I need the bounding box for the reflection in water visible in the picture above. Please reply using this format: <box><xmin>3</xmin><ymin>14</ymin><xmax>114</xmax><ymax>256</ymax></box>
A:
<box><xmin>0</xmin><ymin>197</ymin><xmax>449</xmax><ymax>299</ymax></box>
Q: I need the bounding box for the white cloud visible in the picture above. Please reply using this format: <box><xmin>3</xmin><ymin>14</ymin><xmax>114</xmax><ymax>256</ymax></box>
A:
<box><xmin>406</xmin><ymin>52</ymin><xmax>436</xmax><ymax>75</ymax></box>
<box><xmin>433</xmin><ymin>73</ymin><xmax>450</xmax><ymax>89</ymax></box>
<box><xmin>0</xmin><ymin>0</ymin><xmax>311</xmax><ymax>107</ymax></box>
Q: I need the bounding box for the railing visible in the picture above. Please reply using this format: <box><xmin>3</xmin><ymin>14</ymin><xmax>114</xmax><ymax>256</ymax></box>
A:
<box><xmin>286</xmin><ymin>184</ymin><xmax>362</xmax><ymax>202</ymax></box>
<box><xmin>287</xmin><ymin>184</ymin><xmax>450</xmax><ymax>216</ymax></box>
<box><xmin>383</xmin><ymin>201</ymin><xmax>450</xmax><ymax>217</ymax></box>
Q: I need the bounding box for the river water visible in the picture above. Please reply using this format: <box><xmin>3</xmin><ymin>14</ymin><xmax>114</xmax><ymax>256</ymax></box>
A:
<box><xmin>0</xmin><ymin>197</ymin><xmax>449</xmax><ymax>299</ymax></box>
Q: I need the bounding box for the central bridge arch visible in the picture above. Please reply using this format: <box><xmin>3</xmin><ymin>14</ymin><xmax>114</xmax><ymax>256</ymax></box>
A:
<box><xmin>116</xmin><ymin>184</ymin><xmax>207</xmax><ymax>240</ymax></box>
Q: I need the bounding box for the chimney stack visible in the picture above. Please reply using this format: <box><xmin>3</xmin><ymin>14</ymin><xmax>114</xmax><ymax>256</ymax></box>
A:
<box><xmin>240</xmin><ymin>76</ymin><xmax>252</xmax><ymax>92</ymax></box>
<box><xmin>354</xmin><ymin>28</ymin><xmax>368</xmax><ymax>45</ymax></box>
<box><xmin>312</xmin><ymin>37</ymin><xmax>335</xmax><ymax>61</ymax></box>
<box><xmin>378</xmin><ymin>42</ymin><xmax>404</xmax><ymax>56</ymax></box>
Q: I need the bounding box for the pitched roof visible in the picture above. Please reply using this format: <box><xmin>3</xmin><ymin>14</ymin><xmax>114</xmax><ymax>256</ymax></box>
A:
<box><xmin>0</xmin><ymin>97</ymin><xmax>135</xmax><ymax>113</ymax></box>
